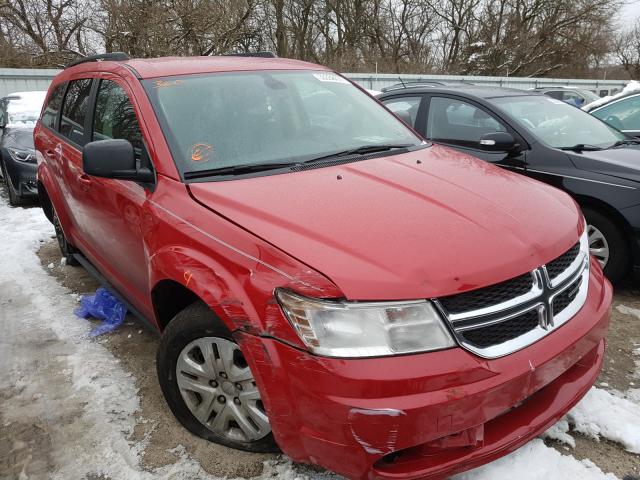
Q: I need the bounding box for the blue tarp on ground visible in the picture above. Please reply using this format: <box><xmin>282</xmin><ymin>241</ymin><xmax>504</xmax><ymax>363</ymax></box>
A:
<box><xmin>75</xmin><ymin>287</ymin><xmax>127</xmax><ymax>336</ymax></box>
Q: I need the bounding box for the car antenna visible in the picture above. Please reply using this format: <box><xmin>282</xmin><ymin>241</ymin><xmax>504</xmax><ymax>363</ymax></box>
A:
<box><xmin>398</xmin><ymin>76</ymin><xmax>406</xmax><ymax>88</ymax></box>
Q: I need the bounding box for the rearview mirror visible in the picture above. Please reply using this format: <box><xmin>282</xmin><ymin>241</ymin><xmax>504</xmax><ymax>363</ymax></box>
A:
<box><xmin>83</xmin><ymin>139</ymin><xmax>153</xmax><ymax>183</ymax></box>
<box><xmin>479</xmin><ymin>132</ymin><xmax>518</xmax><ymax>153</ymax></box>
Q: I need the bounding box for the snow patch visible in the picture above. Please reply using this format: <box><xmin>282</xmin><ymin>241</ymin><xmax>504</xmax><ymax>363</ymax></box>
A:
<box><xmin>566</xmin><ymin>387</ymin><xmax>640</xmax><ymax>453</ymax></box>
<box><xmin>616</xmin><ymin>304</ymin><xmax>640</xmax><ymax>320</ymax></box>
<box><xmin>541</xmin><ymin>419</ymin><xmax>576</xmax><ymax>448</ymax></box>
<box><xmin>452</xmin><ymin>439</ymin><xmax>617</xmax><ymax>479</ymax></box>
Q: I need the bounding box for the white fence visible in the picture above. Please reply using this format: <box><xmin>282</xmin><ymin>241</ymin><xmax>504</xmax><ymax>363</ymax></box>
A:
<box><xmin>0</xmin><ymin>67</ymin><xmax>631</xmax><ymax>98</ymax></box>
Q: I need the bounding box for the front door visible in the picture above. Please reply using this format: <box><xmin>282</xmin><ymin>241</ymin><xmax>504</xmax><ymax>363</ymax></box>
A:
<box><xmin>421</xmin><ymin>95</ymin><xmax>527</xmax><ymax>171</ymax></box>
<box><xmin>76</xmin><ymin>77</ymin><xmax>153</xmax><ymax>313</ymax></box>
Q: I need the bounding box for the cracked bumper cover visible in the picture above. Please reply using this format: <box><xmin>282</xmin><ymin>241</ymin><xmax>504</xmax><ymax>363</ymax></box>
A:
<box><xmin>236</xmin><ymin>259</ymin><xmax>611</xmax><ymax>480</ymax></box>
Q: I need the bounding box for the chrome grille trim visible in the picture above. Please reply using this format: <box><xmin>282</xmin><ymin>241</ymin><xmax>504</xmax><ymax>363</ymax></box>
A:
<box><xmin>433</xmin><ymin>239</ymin><xmax>590</xmax><ymax>359</ymax></box>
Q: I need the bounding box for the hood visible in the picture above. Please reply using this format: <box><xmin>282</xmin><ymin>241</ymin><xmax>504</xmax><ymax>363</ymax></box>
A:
<box><xmin>567</xmin><ymin>146</ymin><xmax>640</xmax><ymax>184</ymax></box>
<box><xmin>189</xmin><ymin>145</ymin><xmax>582</xmax><ymax>300</ymax></box>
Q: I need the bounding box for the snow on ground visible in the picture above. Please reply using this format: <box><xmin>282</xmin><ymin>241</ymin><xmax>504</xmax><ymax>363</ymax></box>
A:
<box><xmin>582</xmin><ymin>80</ymin><xmax>640</xmax><ymax>111</ymax></box>
<box><xmin>0</xmin><ymin>197</ymin><xmax>638</xmax><ymax>479</ymax></box>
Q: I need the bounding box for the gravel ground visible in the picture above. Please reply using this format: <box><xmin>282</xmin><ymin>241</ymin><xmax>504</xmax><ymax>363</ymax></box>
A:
<box><xmin>1</xmin><ymin>195</ymin><xmax>639</xmax><ymax>479</ymax></box>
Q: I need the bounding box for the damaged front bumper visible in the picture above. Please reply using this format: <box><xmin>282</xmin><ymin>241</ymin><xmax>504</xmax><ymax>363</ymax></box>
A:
<box><xmin>236</xmin><ymin>260</ymin><xmax>611</xmax><ymax>480</ymax></box>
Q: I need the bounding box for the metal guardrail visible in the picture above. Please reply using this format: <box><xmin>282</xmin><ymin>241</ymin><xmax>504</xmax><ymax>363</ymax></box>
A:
<box><xmin>0</xmin><ymin>67</ymin><xmax>631</xmax><ymax>97</ymax></box>
<box><xmin>343</xmin><ymin>73</ymin><xmax>629</xmax><ymax>95</ymax></box>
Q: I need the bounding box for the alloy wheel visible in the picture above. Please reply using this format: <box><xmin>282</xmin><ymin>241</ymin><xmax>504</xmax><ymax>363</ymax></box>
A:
<box><xmin>587</xmin><ymin>223</ymin><xmax>609</xmax><ymax>268</ymax></box>
<box><xmin>176</xmin><ymin>337</ymin><xmax>271</xmax><ymax>442</ymax></box>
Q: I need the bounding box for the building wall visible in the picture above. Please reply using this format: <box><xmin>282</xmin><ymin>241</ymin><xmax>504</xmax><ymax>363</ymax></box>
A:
<box><xmin>0</xmin><ymin>68</ymin><xmax>60</xmax><ymax>97</ymax></box>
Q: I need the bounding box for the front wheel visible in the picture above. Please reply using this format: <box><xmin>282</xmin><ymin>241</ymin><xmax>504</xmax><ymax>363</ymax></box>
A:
<box><xmin>156</xmin><ymin>302</ymin><xmax>278</xmax><ymax>452</ymax></box>
<box><xmin>1</xmin><ymin>159</ymin><xmax>24</xmax><ymax>206</ymax></box>
<box><xmin>583</xmin><ymin>207</ymin><xmax>628</xmax><ymax>283</ymax></box>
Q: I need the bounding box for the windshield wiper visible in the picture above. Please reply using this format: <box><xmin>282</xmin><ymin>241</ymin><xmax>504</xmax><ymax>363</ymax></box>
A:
<box><xmin>301</xmin><ymin>143</ymin><xmax>413</xmax><ymax>164</ymax></box>
<box><xmin>608</xmin><ymin>139</ymin><xmax>640</xmax><ymax>148</ymax></box>
<box><xmin>183</xmin><ymin>144</ymin><xmax>414</xmax><ymax>179</ymax></box>
<box><xmin>184</xmin><ymin>161</ymin><xmax>294</xmax><ymax>179</ymax></box>
<box><xmin>559</xmin><ymin>144</ymin><xmax>603</xmax><ymax>152</ymax></box>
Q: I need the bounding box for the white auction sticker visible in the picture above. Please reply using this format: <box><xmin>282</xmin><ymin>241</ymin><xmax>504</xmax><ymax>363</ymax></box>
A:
<box><xmin>313</xmin><ymin>73</ymin><xmax>350</xmax><ymax>84</ymax></box>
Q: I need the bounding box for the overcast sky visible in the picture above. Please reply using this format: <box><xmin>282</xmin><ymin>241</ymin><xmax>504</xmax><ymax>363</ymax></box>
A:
<box><xmin>621</xmin><ymin>0</ymin><xmax>640</xmax><ymax>26</ymax></box>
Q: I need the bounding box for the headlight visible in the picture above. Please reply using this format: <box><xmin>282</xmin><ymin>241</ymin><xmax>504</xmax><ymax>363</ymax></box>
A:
<box><xmin>7</xmin><ymin>147</ymin><xmax>36</xmax><ymax>163</ymax></box>
<box><xmin>275</xmin><ymin>289</ymin><xmax>455</xmax><ymax>358</ymax></box>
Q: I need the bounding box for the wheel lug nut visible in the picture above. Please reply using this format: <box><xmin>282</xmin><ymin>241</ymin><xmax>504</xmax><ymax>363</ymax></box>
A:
<box><xmin>210</xmin><ymin>380</ymin><xmax>218</xmax><ymax>388</ymax></box>
<box><xmin>234</xmin><ymin>397</ymin><xmax>241</xmax><ymax>405</ymax></box>
<box><xmin>218</xmin><ymin>395</ymin><xmax>226</xmax><ymax>403</ymax></box>
<box><xmin>235</xmin><ymin>383</ymin><xmax>242</xmax><ymax>390</ymax></box>
<box><xmin>220</xmin><ymin>372</ymin><xmax>227</xmax><ymax>379</ymax></box>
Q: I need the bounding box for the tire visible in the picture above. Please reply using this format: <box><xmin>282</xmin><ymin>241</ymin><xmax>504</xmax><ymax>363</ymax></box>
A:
<box><xmin>52</xmin><ymin>208</ymin><xmax>80</xmax><ymax>266</ymax></box>
<box><xmin>156</xmin><ymin>301</ymin><xmax>278</xmax><ymax>453</ymax></box>
<box><xmin>1</xmin><ymin>159</ymin><xmax>24</xmax><ymax>206</ymax></box>
<box><xmin>583</xmin><ymin>207</ymin><xmax>629</xmax><ymax>283</ymax></box>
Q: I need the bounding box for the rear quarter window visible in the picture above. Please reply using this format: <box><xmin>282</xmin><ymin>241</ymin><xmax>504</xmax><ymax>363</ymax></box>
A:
<box><xmin>60</xmin><ymin>79</ymin><xmax>93</xmax><ymax>145</ymax></box>
<box><xmin>42</xmin><ymin>83</ymin><xmax>66</xmax><ymax>130</ymax></box>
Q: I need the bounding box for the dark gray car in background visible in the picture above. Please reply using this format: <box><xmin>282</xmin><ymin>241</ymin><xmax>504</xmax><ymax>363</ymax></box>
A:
<box><xmin>0</xmin><ymin>91</ymin><xmax>46</xmax><ymax>205</ymax></box>
<box><xmin>379</xmin><ymin>85</ymin><xmax>640</xmax><ymax>283</ymax></box>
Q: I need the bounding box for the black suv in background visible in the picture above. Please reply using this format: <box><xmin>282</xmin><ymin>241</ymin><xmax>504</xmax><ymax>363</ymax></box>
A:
<box><xmin>0</xmin><ymin>91</ymin><xmax>46</xmax><ymax>205</ymax></box>
<box><xmin>379</xmin><ymin>85</ymin><xmax>640</xmax><ymax>282</ymax></box>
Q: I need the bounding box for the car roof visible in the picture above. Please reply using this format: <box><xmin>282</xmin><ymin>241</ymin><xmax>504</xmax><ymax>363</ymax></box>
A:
<box><xmin>379</xmin><ymin>84</ymin><xmax>536</xmax><ymax>100</ymax></box>
<box><xmin>532</xmin><ymin>86</ymin><xmax>586</xmax><ymax>91</ymax></box>
<box><xmin>66</xmin><ymin>55</ymin><xmax>329</xmax><ymax>79</ymax></box>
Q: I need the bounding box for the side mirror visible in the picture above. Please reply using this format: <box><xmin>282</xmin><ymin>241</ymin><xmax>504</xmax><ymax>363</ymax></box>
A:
<box><xmin>83</xmin><ymin>139</ymin><xmax>153</xmax><ymax>183</ymax></box>
<box><xmin>479</xmin><ymin>132</ymin><xmax>519</xmax><ymax>153</ymax></box>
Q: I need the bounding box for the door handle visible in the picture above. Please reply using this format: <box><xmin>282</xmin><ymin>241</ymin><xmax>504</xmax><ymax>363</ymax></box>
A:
<box><xmin>44</xmin><ymin>149</ymin><xmax>55</xmax><ymax>159</ymax></box>
<box><xmin>78</xmin><ymin>173</ymin><xmax>92</xmax><ymax>189</ymax></box>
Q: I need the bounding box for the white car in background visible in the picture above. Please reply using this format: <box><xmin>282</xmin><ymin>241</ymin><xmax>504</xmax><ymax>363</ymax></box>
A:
<box><xmin>583</xmin><ymin>81</ymin><xmax>640</xmax><ymax>138</ymax></box>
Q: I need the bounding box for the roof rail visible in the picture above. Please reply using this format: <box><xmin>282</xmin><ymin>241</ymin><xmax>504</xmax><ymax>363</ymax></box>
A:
<box><xmin>223</xmin><ymin>51</ymin><xmax>278</xmax><ymax>58</ymax></box>
<box><xmin>65</xmin><ymin>52</ymin><xmax>130</xmax><ymax>69</ymax></box>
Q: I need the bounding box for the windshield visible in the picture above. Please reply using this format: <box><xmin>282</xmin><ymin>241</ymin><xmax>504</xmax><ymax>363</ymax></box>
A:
<box><xmin>4</xmin><ymin>91</ymin><xmax>46</xmax><ymax>127</ymax></box>
<box><xmin>143</xmin><ymin>71</ymin><xmax>422</xmax><ymax>176</ymax></box>
<box><xmin>491</xmin><ymin>95</ymin><xmax>626</xmax><ymax>149</ymax></box>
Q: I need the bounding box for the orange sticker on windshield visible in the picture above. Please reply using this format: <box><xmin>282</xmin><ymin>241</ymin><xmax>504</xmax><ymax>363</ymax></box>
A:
<box><xmin>190</xmin><ymin>143</ymin><xmax>213</xmax><ymax>162</ymax></box>
<box><xmin>154</xmin><ymin>79</ymin><xmax>184</xmax><ymax>88</ymax></box>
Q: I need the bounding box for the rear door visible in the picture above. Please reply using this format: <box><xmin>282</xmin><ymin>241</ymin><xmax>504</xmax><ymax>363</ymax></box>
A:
<box><xmin>57</xmin><ymin>78</ymin><xmax>95</xmax><ymax>244</ymax></box>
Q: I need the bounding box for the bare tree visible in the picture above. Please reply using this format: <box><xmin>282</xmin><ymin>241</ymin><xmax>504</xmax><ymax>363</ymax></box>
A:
<box><xmin>614</xmin><ymin>19</ymin><xmax>640</xmax><ymax>79</ymax></box>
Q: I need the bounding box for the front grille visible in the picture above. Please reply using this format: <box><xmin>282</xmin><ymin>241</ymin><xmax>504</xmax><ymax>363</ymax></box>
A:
<box><xmin>545</xmin><ymin>243</ymin><xmax>580</xmax><ymax>280</ymax></box>
<box><xmin>552</xmin><ymin>277</ymin><xmax>582</xmax><ymax>315</ymax></box>
<box><xmin>460</xmin><ymin>310</ymin><xmax>539</xmax><ymax>348</ymax></box>
<box><xmin>435</xmin><ymin>240</ymin><xmax>588</xmax><ymax>358</ymax></box>
<box><xmin>438</xmin><ymin>272</ymin><xmax>533</xmax><ymax>314</ymax></box>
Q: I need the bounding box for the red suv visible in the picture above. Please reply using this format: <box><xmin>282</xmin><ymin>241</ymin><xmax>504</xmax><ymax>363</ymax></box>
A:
<box><xmin>35</xmin><ymin>53</ymin><xmax>611</xmax><ymax>479</ymax></box>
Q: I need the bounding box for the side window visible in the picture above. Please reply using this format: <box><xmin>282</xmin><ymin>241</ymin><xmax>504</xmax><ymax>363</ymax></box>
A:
<box><xmin>545</xmin><ymin>91</ymin><xmax>563</xmax><ymax>100</ymax></box>
<box><xmin>426</xmin><ymin>97</ymin><xmax>506</xmax><ymax>148</ymax></box>
<box><xmin>60</xmin><ymin>79</ymin><xmax>92</xmax><ymax>145</ymax></box>
<box><xmin>382</xmin><ymin>96</ymin><xmax>422</xmax><ymax>127</ymax></box>
<box><xmin>92</xmin><ymin>80</ymin><xmax>143</xmax><ymax>155</ymax></box>
<box><xmin>42</xmin><ymin>83</ymin><xmax>66</xmax><ymax>130</ymax></box>
<box><xmin>561</xmin><ymin>91</ymin><xmax>583</xmax><ymax>107</ymax></box>
<box><xmin>592</xmin><ymin>96</ymin><xmax>640</xmax><ymax>131</ymax></box>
